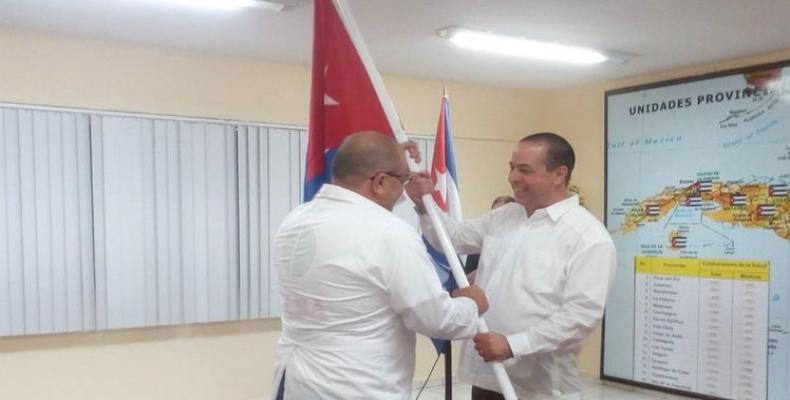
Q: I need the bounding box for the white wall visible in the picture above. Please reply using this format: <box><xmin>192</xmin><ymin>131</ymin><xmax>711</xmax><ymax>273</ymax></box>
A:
<box><xmin>0</xmin><ymin>28</ymin><xmax>545</xmax><ymax>399</ymax></box>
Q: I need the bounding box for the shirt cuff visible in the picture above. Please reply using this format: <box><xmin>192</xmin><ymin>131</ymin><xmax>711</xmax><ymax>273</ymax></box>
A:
<box><xmin>505</xmin><ymin>331</ymin><xmax>531</xmax><ymax>358</ymax></box>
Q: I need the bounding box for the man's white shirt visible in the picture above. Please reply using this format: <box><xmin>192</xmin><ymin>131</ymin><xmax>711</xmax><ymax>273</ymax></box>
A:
<box><xmin>421</xmin><ymin>195</ymin><xmax>616</xmax><ymax>400</ymax></box>
<box><xmin>273</xmin><ymin>184</ymin><xmax>479</xmax><ymax>400</ymax></box>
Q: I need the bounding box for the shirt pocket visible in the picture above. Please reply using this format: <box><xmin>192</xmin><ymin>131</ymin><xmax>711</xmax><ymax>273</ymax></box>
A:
<box><xmin>518</xmin><ymin>249</ymin><xmax>564</xmax><ymax>294</ymax></box>
<box><xmin>477</xmin><ymin>235</ymin><xmax>513</xmax><ymax>281</ymax></box>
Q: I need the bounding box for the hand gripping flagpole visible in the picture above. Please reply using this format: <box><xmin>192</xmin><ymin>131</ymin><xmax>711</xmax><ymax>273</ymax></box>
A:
<box><xmin>331</xmin><ymin>1</ymin><xmax>518</xmax><ymax>398</ymax></box>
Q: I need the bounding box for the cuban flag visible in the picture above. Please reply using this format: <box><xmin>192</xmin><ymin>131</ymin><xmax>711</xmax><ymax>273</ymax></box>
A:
<box><xmin>303</xmin><ymin>0</ymin><xmax>394</xmax><ymax>201</ymax></box>
<box><xmin>645</xmin><ymin>204</ymin><xmax>661</xmax><ymax>216</ymax></box>
<box><xmin>758</xmin><ymin>204</ymin><xmax>777</xmax><ymax>217</ymax></box>
<box><xmin>685</xmin><ymin>196</ymin><xmax>702</xmax><ymax>207</ymax></box>
<box><xmin>769</xmin><ymin>184</ymin><xmax>788</xmax><ymax>197</ymax></box>
<box><xmin>425</xmin><ymin>90</ymin><xmax>463</xmax><ymax>354</ymax></box>
<box><xmin>671</xmin><ymin>236</ymin><xmax>687</xmax><ymax>248</ymax></box>
<box><xmin>429</xmin><ymin>91</ymin><xmax>463</xmax><ymax>224</ymax></box>
<box><xmin>730</xmin><ymin>193</ymin><xmax>747</xmax><ymax>206</ymax></box>
<box><xmin>696</xmin><ymin>180</ymin><xmax>713</xmax><ymax>192</ymax></box>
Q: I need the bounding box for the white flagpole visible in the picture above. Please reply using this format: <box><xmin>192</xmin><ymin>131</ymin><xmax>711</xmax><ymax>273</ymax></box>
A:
<box><xmin>331</xmin><ymin>1</ymin><xmax>519</xmax><ymax>398</ymax></box>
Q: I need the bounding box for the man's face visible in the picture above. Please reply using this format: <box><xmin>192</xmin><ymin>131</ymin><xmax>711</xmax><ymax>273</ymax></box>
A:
<box><xmin>508</xmin><ymin>141</ymin><xmax>562</xmax><ymax>211</ymax></box>
<box><xmin>378</xmin><ymin>157</ymin><xmax>411</xmax><ymax>211</ymax></box>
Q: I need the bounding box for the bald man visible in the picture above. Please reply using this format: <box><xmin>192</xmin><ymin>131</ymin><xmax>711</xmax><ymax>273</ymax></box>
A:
<box><xmin>272</xmin><ymin>131</ymin><xmax>488</xmax><ymax>400</ymax></box>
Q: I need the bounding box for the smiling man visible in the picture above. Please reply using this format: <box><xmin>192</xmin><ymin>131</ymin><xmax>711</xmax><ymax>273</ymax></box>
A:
<box><xmin>408</xmin><ymin>132</ymin><xmax>616</xmax><ymax>400</ymax></box>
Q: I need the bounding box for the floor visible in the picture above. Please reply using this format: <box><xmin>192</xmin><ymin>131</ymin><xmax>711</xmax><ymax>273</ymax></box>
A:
<box><xmin>412</xmin><ymin>375</ymin><xmax>697</xmax><ymax>400</ymax></box>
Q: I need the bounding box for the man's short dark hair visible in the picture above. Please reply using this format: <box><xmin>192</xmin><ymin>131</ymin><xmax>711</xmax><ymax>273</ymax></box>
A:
<box><xmin>520</xmin><ymin>132</ymin><xmax>575</xmax><ymax>184</ymax></box>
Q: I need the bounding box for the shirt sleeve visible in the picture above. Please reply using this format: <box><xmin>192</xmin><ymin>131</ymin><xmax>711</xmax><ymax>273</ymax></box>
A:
<box><xmin>419</xmin><ymin>210</ymin><xmax>492</xmax><ymax>255</ymax></box>
<box><xmin>379</xmin><ymin>227</ymin><xmax>481</xmax><ymax>340</ymax></box>
<box><xmin>505</xmin><ymin>240</ymin><xmax>617</xmax><ymax>357</ymax></box>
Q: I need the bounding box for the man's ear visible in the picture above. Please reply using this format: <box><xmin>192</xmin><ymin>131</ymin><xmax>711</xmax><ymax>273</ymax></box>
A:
<box><xmin>554</xmin><ymin>165</ymin><xmax>568</xmax><ymax>186</ymax></box>
<box><xmin>370</xmin><ymin>172</ymin><xmax>387</xmax><ymax>195</ymax></box>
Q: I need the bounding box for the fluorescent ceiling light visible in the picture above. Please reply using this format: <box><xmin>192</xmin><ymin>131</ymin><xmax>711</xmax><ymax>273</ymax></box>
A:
<box><xmin>438</xmin><ymin>26</ymin><xmax>609</xmax><ymax>65</ymax></box>
<box><xmin>158</xmin><ymin>0</ymin><xmax>292</xmax><ymax>11</ymax></box>
<box><xmin>161</xmin><ymin>0</ymin><xmax>256</xmax><ymax>10</ymax></box>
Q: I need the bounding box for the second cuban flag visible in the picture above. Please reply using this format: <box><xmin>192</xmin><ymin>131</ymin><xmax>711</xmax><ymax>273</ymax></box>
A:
<box><xmin>424</xmin><ymin>90</ymin><xmax>464</xmax><ymax>353</ymax></box>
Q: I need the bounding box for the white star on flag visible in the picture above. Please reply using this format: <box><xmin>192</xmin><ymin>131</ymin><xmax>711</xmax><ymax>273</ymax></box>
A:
<box><xmin>323</xmin><ymin>66</ymin><xmax>339</xmax><ymax>105</ymax></box>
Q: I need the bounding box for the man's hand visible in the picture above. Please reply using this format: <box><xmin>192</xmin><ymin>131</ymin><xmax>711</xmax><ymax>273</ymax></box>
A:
<box><xmin>405</xmin><ymin>171</ymin><xmax>432</xmax><ymax>213</ymax></box>
<box><xmin>473</xmin><ymin>332</ymin><xmax>514</xmax><ymax>362</ymax></box>
<box><xmin>400</xmin><ymin>140</ymin><xmax>421</xmax><ymax>164</ymax></box>
<box><xmin>452</xmin><ymin>285</ymin><xmax>488</xmax><ymax>315</ymax></box>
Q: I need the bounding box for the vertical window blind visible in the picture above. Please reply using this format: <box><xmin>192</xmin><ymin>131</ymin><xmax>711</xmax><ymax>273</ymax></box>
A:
<box><xmin>0</xmin><ymin>104</ymin><xmax>435</xmax><ymax>336</ymax></box>
<box><xmin>1</xmin><ymin>108</ymin><xmax>95</xmax><ymax>336</ymax></box>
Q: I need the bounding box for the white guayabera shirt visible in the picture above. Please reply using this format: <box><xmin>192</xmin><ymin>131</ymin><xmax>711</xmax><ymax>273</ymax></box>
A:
<box><xmin>272</xmin><ymin>184</ymin><xmax>480</xmax><ymax>400</ymax></box>
<box><xmin>421</xmin><ymin>195</ymin><xmax>616</xmax><ymax>400</ymax></box>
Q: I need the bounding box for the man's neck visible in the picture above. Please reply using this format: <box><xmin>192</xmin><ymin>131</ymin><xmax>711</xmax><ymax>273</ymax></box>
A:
<box><xmin>522</xmin><ymin>190</ymin><xmax>570</xmax><ymax>217</ymax></box>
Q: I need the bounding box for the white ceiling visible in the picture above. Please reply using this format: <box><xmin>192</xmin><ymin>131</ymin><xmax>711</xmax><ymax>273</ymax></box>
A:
<box><xmin>2</xmin><ymin>0</ymin><xmax>789</xmax><ymax>90</ymax></box>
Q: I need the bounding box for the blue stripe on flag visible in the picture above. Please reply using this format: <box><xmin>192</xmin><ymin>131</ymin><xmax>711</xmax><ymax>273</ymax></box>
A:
<box><xmin>443</xmin><ymin>100</ymin><xmax>459</xmax><ymax>184</ymax></box>
<box><xmin>304</xmin><ymin>148</ymin><xmax>337</xmax><ymax>202</ymax></box>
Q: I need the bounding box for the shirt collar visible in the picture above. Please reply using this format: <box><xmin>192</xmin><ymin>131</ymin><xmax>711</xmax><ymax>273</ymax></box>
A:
<box><xmin>544</xmin><ymin>194</ymin><xmax>579</xmax><ymax>222</ymax></box>
<box><xmin>314</xmin><ymin>183</ymin><xmax>383</xmax><ymax>211</ymax></box>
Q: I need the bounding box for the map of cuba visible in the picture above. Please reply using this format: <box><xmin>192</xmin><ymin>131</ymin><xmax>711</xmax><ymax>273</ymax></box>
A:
<box><xmin>604</xmin><ymin>64</ymin><xmax>790</xmax><ymax>400</ymax></box>
<box><xmin>614</xmin><ymin>179</ymin><xmax>790</xmax><ymax>244</ymax></box>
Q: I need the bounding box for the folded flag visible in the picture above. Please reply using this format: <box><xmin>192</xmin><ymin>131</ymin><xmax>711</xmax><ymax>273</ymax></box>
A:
<box><xmin>425</xmin><ymin>90</ymin><xmax>463</xmax><ymax>354</ymax></box>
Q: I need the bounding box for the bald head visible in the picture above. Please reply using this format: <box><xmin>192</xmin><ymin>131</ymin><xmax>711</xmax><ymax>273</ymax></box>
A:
<box><xmin>331</xmin><ymin>131</ymin><xmax>403</xmax><ymax>185</ymax></box>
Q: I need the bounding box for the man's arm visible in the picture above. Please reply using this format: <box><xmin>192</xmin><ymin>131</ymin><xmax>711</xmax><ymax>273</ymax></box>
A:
<box><xmin>475</xmin><ymin>241</ymin><xmax>616</xmax><ymax>361</ymax></box>
<box><xmin>379</xmin><ymin>230</ymin><xmax>487</xmax><ymax>339</ymax></box>
<box><xmin>406</xmin><ymin>171</ymin><xmax>491</xmax><ymax>254</ymax></box>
